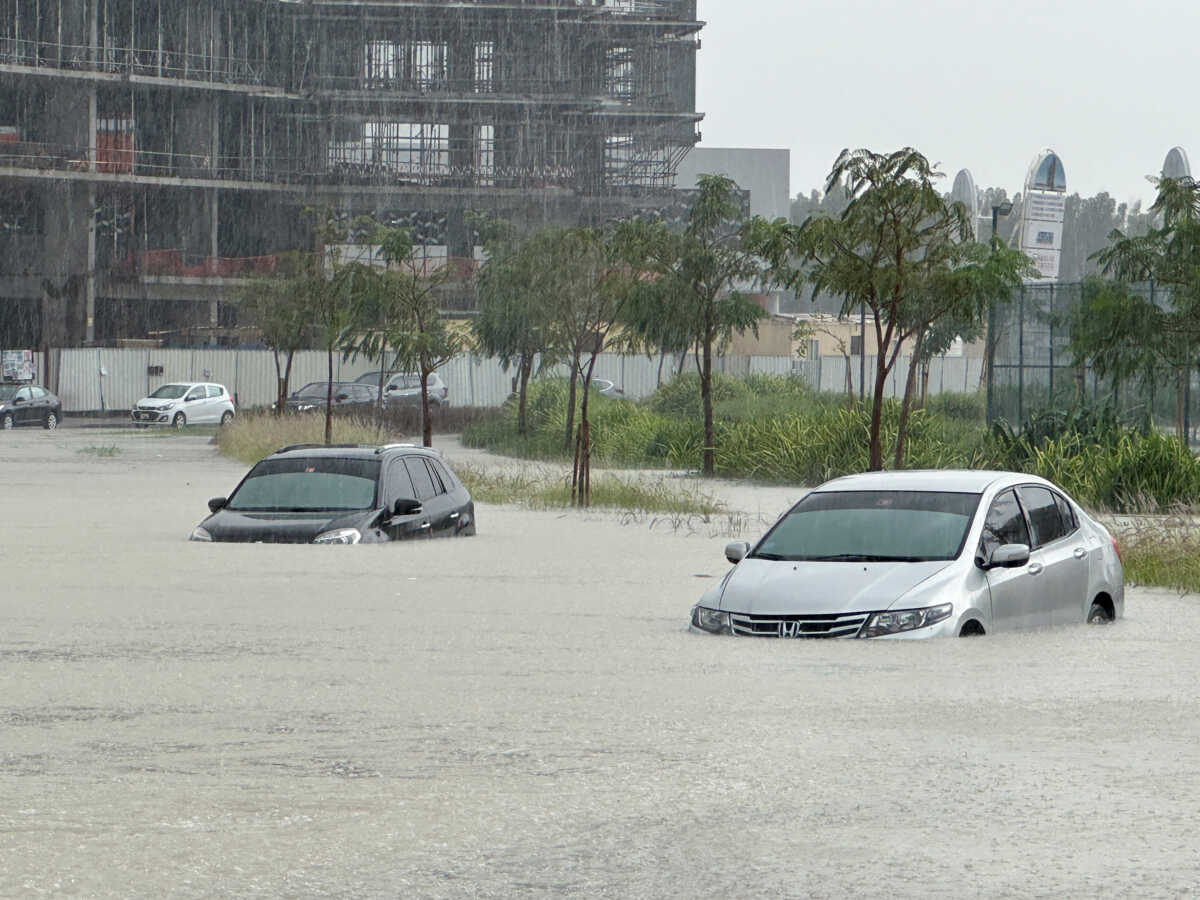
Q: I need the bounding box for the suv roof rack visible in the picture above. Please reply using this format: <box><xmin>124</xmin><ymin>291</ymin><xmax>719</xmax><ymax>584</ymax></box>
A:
<box><xmin>375</xmin><ymin>442</ymin><xmax>418</xmax><ymax>454</ymax></box>
<box><xmin>274</xmin><ymin>442</ymin><xmax>370</xmax><ymax>454</ymax></box>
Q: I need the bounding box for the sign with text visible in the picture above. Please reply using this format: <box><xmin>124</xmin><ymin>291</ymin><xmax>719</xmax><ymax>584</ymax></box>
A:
<box><xmin>1</xmin><ymin>350</ymin><xmax>34</xmax><ymax>382</ymax></box>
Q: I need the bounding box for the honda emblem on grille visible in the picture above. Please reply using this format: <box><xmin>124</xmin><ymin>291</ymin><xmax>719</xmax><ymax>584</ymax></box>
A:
<box><xmin>779</xmin><ymin>621</ymin><xmax>800</xmax><ymax>638</ymax></box>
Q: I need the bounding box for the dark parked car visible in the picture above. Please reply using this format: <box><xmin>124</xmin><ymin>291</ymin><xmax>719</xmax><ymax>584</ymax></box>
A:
<box><xmin>354</xmin><ymin>371</ymin><xmax>450</xmax><ymax>408</ymax></box>
<box><xmin>190</xmin><ymin>443</ymin><xmax>476</xmax><ymax>543</ymax></box>
<box><xmin>0</xmin><ymin>383</ymin><xmax>61</xmax><ymax>430</ymax></box>
<box><xmin>282</xmin><ymin>382</ymin><xmax>378</xmax><ymax>415</ymax></box>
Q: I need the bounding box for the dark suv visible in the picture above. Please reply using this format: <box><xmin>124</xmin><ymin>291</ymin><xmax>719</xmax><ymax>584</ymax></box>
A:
<box><xmin>190</xmin><ymin>443</ymin><xmax>475</xmax><ymax>543</ymax></box>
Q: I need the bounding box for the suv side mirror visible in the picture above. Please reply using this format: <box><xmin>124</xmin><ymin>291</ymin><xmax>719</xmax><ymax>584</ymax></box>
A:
<box><xmin>12</xmin><ymin>396</ymin><xmax>24</xmax><ymax>404</ymax></box>
<box><xmin>393</xmin><ymin>497</ymin><xmax>423</xmax><ymax>516</ymax></box>
<box><xmin>725</xmin><ymin>541</ymin><xmax>751</xmax><ymax>564</ymax></box>
<box><xmin>208</xmin><ymin>497</ymin><xmax>227</xmax><ymax>513</ymax></box>
<box><xmin>981</xmin><ymin>543</ymin><xmax>1030</xmax><ymax>569</ymax></box>
<box><xmin>335</xmin><ymin>393</ymin><xmax>349</xmax><ymax>402</ymax></box>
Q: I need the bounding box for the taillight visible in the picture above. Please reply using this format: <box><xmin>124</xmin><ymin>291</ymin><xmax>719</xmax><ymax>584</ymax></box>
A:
<box><xmin>1111</xmin><ymin>536</ymin><xmax>1122</xmax><ymax>562</ymax></box>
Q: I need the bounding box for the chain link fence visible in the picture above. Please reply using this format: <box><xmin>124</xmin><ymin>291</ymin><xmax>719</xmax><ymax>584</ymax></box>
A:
<box><xmin>986</xmin><ymin>281</ymin><xmax>1200</xmax><ymax>438</ymax></box>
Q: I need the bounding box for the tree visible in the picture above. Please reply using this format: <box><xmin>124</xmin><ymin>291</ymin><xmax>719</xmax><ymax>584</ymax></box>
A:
<box><xmin>373</xmin><ymin>227</ymin><xmax>462</xmax><ymax>448</ymax></box>
<box><xmin>622</xmin><ymin>175</ymin><xmax>767</xmax><ymax>476</ymax></box>
<box><xmin>752</xmin><ymin>147</ymin><xmax>1032</xmax><ymax>470</ymax></box>
<box><xmin>1090</xmin><ymin>175</ymin><xmax>1200</xmax><ymax>441</ymax></box>
<box><xmin>236</xmin><ymin>252</ymin><xmax>318</xmax><ymax>414</ymax></box>
<box><xmin>473</xmin><ymin>221</ymin><xmax>557</xmax><ymax>436</ymax></box>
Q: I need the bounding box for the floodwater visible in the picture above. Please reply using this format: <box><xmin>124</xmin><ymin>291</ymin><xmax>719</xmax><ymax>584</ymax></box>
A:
<box><xmin>1</xmin><ymin>428</ymin><xmax>1198</xmax><ymax>898</ymax></box>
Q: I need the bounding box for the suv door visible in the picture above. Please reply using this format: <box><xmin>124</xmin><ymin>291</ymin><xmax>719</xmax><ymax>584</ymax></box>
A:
<box><xmin>405</xmin><ymin>456</ymin><xmax>453</xmax><ymax>536</ymax></box>
<box><xmin>381</xmin><ymin>457</ymin><xmax>430</xmax><ymax>539</ymax></box>
<box><xmin>1017</xmin><ymin>485</ymin><xmax>1090</xmax><ymax>625</ymax></box>
<box><xmin>979</xmin><ymin>488</ymin><xmax>1040</xmax><ymax>631</ymax></box>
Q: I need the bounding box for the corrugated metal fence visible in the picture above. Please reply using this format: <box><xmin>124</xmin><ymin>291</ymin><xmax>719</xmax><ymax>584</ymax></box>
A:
<box><xmin>44</xmin><ymin>348</ymin><xmax>984</xmax><ymax>413</ymax></box>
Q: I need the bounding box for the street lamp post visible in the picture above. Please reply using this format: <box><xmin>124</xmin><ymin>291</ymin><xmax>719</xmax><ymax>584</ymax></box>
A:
<box><xmin>985</xmin><ymin>201</ymin><xmax>1015</xmax><ymax>426</ymax></box>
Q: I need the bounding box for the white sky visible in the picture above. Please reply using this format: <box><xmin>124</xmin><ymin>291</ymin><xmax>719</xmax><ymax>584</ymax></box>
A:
<box><xmin>695</xmin><ymin>0</ymin><xmax>1194</xmax><ymax>210</ymax></box>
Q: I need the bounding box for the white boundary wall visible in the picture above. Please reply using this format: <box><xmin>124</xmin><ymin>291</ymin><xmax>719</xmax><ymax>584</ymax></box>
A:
<box><xmin>49</xmin><ymin>348</ymin><xmax>983</xmax><ymax>413</ymax></box>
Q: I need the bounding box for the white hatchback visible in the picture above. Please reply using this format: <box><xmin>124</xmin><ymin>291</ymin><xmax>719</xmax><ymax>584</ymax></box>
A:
<box><xmin>132</xmin><ymin>382</ymin><xmax>235</xmax><ymax>428</ymax></box>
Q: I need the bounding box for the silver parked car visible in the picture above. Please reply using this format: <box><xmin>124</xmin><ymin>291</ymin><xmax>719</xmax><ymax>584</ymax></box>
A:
<box><xmin>691</xmin><ymin>470</ymin><xmax>1124</xmax><ymax>639</ymax></box>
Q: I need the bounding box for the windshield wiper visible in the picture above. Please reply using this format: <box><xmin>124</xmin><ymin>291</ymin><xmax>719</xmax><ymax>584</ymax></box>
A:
<box><xmin>749</xmin><ymin>552</ymin><xmax>785</xmax><ymax>560</ymax></box>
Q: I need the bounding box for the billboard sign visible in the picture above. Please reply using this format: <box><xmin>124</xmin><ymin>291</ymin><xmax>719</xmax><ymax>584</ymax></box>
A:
<box><xmin>1020</xmin><ymin>150</ymin><xmax>1066</xmax><ymax>282</ymax></box>
<box><xmin>2</xmin><ymin>350</ymin><xmax>35</xmax><ymax>382</ymax></box>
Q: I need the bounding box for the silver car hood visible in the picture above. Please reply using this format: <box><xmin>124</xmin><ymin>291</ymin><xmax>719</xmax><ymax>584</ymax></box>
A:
<box><xmin>718</xmin><ymin>557</ymin><xmax>953</xmax><ymax>615</ymax></box>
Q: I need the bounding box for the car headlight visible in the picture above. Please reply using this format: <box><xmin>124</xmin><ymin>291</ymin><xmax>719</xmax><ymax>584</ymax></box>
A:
<box><xmin>313</xmin><ymin>528</ymin><xmax>361</xmax><ymax>545</ymax></box>
<box><xmin>189</xmin><ymin>526</ymin><xmax>213</xmax><ymax>542</ymax></box>
<box><xmin>862</xmin><ymin>603</ymin><xmax>953</xmax><ymax>637</ymax></box>
<box><xmin>691</xmin><ymin>606</ymin><xmax>730</xmax><ymax>634</ymax></box>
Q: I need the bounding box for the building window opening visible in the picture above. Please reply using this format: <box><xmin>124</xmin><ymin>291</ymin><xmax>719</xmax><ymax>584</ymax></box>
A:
<box><xmin>604</xmin><ymin>47</ymin><xmax>635</xmax><ymax>100</ymax></box>
<box><xmin>408</xmin><ymin>41</ymin><xmax>448</xmax><ymax>91</ymax></box>
<box><xmin>364</xmin><ymin>41</ymin><xmax>400</xmax><ymax>87</ymax></box>
<box><xmin>475</xmin><ymin>124</ymin><xmax>495</xmax><ymax>186</ymax></box>
<box><xmin>474</xmin><ymin>41</ymin><xmax>495</xmax><ymax>93</ymax></box>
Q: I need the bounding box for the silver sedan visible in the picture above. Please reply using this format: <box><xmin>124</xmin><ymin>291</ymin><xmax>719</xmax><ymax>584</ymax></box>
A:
<box><xmin>690</xmin><ymin>470</ymin><xmax>1124</xmax><ymax>639</ymax></box>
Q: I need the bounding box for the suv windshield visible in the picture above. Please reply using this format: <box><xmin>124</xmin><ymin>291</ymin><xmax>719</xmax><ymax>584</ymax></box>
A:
<box><xmin>149</xmin><ymin>384</ymin><xmax>189</xmax><ymax>399</ymax></box>
<box><xmin>295</xmin><ymin>383</ymin><xmax>336</xmax><ymax>398</ymax></box>
<box><xmin>751</xmin><ymin>490</ymin><xmax>981</xmax><ymax>562</ymax></box>
<box><xmin>227</xmin><ymin>457</ymin><xmax>380</xmax><ymax>511</ymax></box>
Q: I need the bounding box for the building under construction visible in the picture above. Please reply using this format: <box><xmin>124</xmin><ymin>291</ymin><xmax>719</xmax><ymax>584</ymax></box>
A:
<box><xmin>0</xmin><ymin>0</ymin><xmax>702</xmax><ymax>347</ymax></box>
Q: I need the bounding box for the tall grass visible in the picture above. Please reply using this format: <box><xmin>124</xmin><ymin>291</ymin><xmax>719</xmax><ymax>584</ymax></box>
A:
<box><xmin>215</xmin><ymin>411</ymin><xmax>406</xmax><ymax>464</ymax></box>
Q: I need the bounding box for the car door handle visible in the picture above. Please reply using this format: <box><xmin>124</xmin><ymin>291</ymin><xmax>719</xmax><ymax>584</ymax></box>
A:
<box><xmin>449</xmin><ymin>512</ymin><xmax>459</xmax><ymax>519</ymax></box>
<box><xmin>420</xmin><ymin>521</ymin><xmax>431</xmax><ymax>529</ymax></box>
<box><xmin>1027</xmin><ymin>562</ymin><xmax>1043</xmax><ymax>576</ymax></box>
<box><xmin>1073</xmin><ymin>547</ymin><xmax>1087</xmax><ymax>559</ymax></box>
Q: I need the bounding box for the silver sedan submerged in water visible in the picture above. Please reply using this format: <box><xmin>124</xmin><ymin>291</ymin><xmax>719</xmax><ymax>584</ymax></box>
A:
<box><xmin>691</xmin><ymin>471</ymin><xmax>1124</xmax><ymax>639</ymax></box>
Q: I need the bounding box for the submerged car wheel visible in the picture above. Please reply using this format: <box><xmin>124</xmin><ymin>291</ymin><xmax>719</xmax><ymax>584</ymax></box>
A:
<box><xmin>220</xmin><ymin>411</ymin><xmax>234</xmax><ymax>426</ymax></box>
<box><xmin>173</xmin><ymin>412</ymin><xmax>186</xmax><ymax>429</ymax></box>
<box><xmin>1</xmin><ymin>412</ymin><xmax>12</xmax><ymax>429</ymax></box>
<box><xmin>1087</xmin><ymin>601</ymin><xmax>1114</xmax><ymax>624</ymax></box>
<box><xmin>44</xmin><ymin>411</ymin><xmax>58</xmax><ymax>430</ymax></box>
<box><xmin>959</xmin><ymin>620</ymin><xmax>986</xmax><ymax>637</ymax></box>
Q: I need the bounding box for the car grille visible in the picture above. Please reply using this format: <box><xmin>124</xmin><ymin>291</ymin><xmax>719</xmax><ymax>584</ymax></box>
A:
<box><xmin>729</xmin><ymin>611</ymin><xmax>870</xmax><ymax>639</ymax></box>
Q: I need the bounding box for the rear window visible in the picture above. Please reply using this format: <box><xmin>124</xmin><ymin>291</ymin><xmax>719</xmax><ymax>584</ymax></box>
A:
<box><xmin>752</xmin><ymin>490</ymin><xmax>981</xmax><ymax>562</ymax></box>
<box><xmin>228</xmin><ymin>457</ymin><xmax>380</xmax><ymax>511</ymax></box>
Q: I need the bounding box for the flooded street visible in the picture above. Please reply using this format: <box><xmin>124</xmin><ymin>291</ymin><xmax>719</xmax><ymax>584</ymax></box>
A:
<box><xmin>2</xmin><ymin>428</ymin><xmax>1198</xmax><ymax>898</ymax></box>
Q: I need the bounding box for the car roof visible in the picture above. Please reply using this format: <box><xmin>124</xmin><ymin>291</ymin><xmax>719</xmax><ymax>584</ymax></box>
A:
<box><xmin>814</xmin><ymin>469</ymin><xmax>1040</xmax><ymax>494</ymax></box>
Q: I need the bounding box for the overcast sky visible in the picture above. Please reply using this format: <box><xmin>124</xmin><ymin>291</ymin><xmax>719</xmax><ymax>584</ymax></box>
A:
<box><xmin>695</xmin><ymin>0</ymin><xmax>1192</xmax><ymax>210</ymax></box>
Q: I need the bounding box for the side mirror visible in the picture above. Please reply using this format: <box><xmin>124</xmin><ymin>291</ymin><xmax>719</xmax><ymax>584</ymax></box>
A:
<box><xmin>982</xmin><ymin>543</ymin><xmax>1031</xmax><ymax>569</ymax></box>
<box><xmin>393</xmin><ymin>497</ymin><xmax>423</xmax><ymax>516</ymax></box>
<box><xmin>725</xmin><ymin>540</ymin><xmax>751</xmax><ymax>564</ymax></box>
<box><xmin>335</xmin><ymin>393</ymin><xmax>349</xmax><ymax>402</ymax></box>
<box><xmin>386</xmin><ymin>384</ymin><xmax>399</xmax><ymax>391</ymax></box>
<box><xmin>208</xmin><ymin>497</ymin><xmax>227</xmax><ymax>513</ymax></box>
<box><xmin>12</xmin><ymin>396</ymin><xmax>24</xmax><ymax>404</ymax></box>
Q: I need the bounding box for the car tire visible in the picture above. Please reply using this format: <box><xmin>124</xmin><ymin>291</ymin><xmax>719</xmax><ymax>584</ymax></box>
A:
<box><xmin>1087</xmin><ymin>601</ymin><xmax>1113</xmax><ymax>624</ymax></box>
<box><xmin>220</xmin><ymin>411</ymin><xmax>234</xmax><ymax>426</ymax></box>
<box><xmin>173</xmin><ymin>412</ymin><xmax>186</xmax><ymax>429</ymax></box>
<box><xmin>1</xmin><ymin>412</ymin><xmax>12</xmax><ymax>429</ymax></box>
<box><xmin>44</xmin><ymin>411</ymin><xmax>58</xmax><ymax>430</ymax></box>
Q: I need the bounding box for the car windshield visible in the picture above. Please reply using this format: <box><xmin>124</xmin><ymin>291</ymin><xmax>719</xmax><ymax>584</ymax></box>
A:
<box><xmin>0</xmin><ymin>384</ymin><xmax>19</xmax><ymax>401</ymax></box>
<box><xmin>149</xmin><ymin>384</ymin><xmax>189</xmax><ymax>399</ymax></box>
<box><xmin>227</xmin><ymin>457</ymin><xmax>380</xmax><ymax>512</ymax></box>
<box><xmin>295</xmin><ymin>383</ymin><xmax>333</xmax><ymax>398</ymax></box>
<box><xmin>354</xmin><ymin>371</ymin><xmax>389</xmax><ymax>384</ymax></box>
<box><xmin>751</xmin><ymin>490</ymin><xmax>981</xmax><ymax>562</ymax></box>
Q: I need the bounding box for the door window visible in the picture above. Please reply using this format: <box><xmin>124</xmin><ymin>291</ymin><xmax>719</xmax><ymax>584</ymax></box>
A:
<box><xmin>404</xmin><ymin>458</ymin><xmax>437</xmax><ymax>501</ymax></box>
<box><xmin>15</xmin><ymin>387</ymin><xmax>31</xmax><ymax>402</ymax></box>
<box><xmin>206</xmin><ymin>385</ymin><xmax>223</xmax><ymax>398</ymax></box>
<box><xmin>185</xmin><ymin>387</ymin><xmax>204</xmax><ymax>401</ymax></box>
<box><xmin>30</xmin><ymin>386</ymin><xmax>46</xmax><ymax>399</ymax></box>
<box><xmin>1018</xmin><ymin>486</ymin><xmax>1066</xmax><ymax>548</ymax></box>
<box><xmin>1053</xmin><ymin>493</ymin><xmax>1077</xmax><ymax>535</ymax></box>
<box><xmin>429</xmin><ymin>459</ymin><xmax>455</xmax><ymax>492</ymax></box>
<box><xmin>388</xmin><ymin>459</ymin><xmax>417</xmax><ymax>500</ymax></box>
<box><xmin>979</xmin><ymin>489</ymin><xmax>1030</xmax><ymax>560</ymax></box>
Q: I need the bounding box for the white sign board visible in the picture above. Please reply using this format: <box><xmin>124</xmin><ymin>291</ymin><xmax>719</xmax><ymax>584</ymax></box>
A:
<box><xmin>1020</xmin><ymin>189</ymin><xmax>1066</xmax><ymax>282</ymax></box>
<box><xmin>1</xmin><ymin>350</ymin><xmax>34</xmax><ymax>382</ymax></box>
